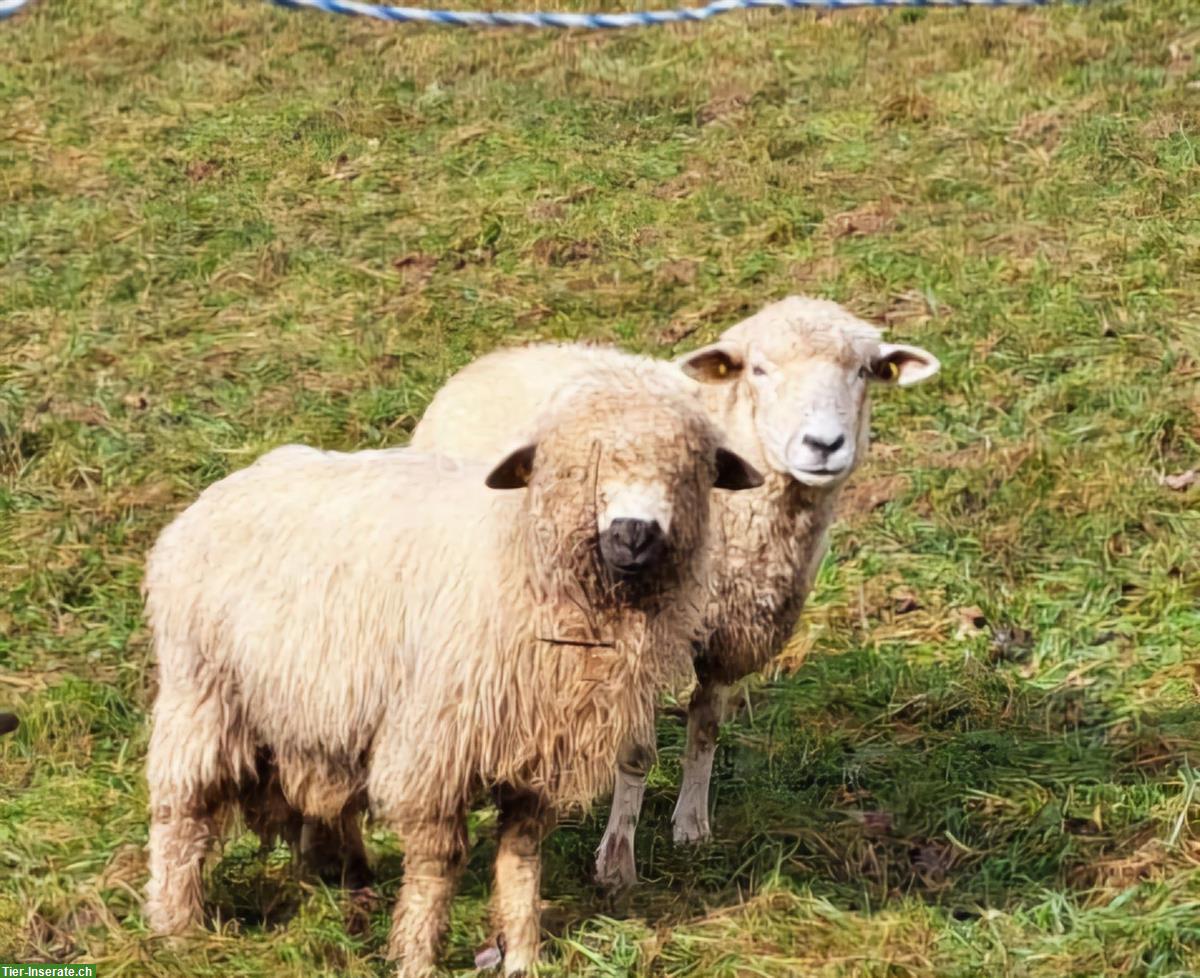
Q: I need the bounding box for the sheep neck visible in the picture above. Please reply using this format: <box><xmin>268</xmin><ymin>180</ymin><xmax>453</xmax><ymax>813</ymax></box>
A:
<box><xmin>501</xmin><ymin>499</ymin><xmax>700</xmax><ymax>810</ymax></box>
<box><xmin>700</xmin><ymin>469</ymin><xmax>842</xmax><ymax>682</ymax></box>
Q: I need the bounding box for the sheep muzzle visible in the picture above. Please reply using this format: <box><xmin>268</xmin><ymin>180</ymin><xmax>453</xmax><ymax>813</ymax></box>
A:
<box><xmin>599</xmin><ymin>518</ymin><xmax>666</xmax><ymax>575</ymax></box>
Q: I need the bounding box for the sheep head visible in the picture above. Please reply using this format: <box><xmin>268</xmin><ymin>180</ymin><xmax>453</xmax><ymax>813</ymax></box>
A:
<box><xmin>678</xmin><ymin>296</ymin><xmax>939</xmax><ymax>490</ymax></box>
<box><xmin>485</xmin><ymin>373</ymin><xmax>761</xmax><ymax>592</ymax></box>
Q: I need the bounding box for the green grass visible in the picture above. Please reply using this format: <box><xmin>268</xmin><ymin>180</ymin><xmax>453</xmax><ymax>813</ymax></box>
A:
<box><xmin>2</xmin><ymin>0</ymin><xmax>1199</xmax><ymax>974</ymax></box>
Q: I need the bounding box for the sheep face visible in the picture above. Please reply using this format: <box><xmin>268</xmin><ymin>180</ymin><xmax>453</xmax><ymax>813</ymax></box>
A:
<box><xmin>592</xmin><ymin>442</ymin><xmax>759</xmax><ymax>575</ymax></box>
<box><xmin>679</xmin><ymin>297</ymin><xmax>939</xmax><ymax>489</ymax></box>
<box><xmin>486</xmin><ymin>386</ymin><xmax>761</xmax><ymax>583</ymax></box>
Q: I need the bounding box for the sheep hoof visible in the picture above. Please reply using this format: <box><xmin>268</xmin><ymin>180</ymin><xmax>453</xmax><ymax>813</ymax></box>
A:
<box><xmin>474</xmin><ymin>933</ymin><xmax>506</xmax><ymax>970</ymax></box>
<box><xmin>595</xmin><ymin>834</ymin><xmax>636</xmax><ymax>890</ymax></box>
<box><xmin>145</xmin><ymin>907</ymin><xmax>205</xmax><ymax>939</ymax></box>
<box><xmin>0</xmin><ymin>712</ymin><xmax>18</xmax><ymax>735</ymax></box>
<box><xmin>672</xmin><ymin>820</ymin><xmax>711</xmax><ymax>846</ymax></box>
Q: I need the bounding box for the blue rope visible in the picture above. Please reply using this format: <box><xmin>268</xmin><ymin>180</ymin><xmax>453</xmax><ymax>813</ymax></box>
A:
<box><xmin>1</xmin><ymin>0</ymin><xmax>1067</xmax><ymax>28</ymax></box>
<box><xmin>273</xmin><ymin>0</ymin><xmax>1054</xmax><ymax>28</ymax></box>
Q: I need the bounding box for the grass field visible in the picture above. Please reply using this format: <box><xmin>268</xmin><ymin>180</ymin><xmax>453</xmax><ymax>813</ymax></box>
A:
<box><xmin>2</xmin><ymin>0</ymin><xmax>1200</xmax><ymax>974</ymax></box>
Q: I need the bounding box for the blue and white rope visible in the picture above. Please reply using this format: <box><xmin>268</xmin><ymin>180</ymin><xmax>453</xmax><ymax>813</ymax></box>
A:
<box><xmin>274</xmin><ymin>0</ymin><xmax>1052</xmax><ymax>29</ymax></box>
<box><xmin>2</xmin><ymin>0</ymin><xmax>1068</xmax><ymax>28</ymax></box>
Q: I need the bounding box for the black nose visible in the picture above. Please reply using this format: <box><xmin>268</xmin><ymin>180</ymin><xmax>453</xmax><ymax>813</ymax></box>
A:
<box><xmin>802</xmin><ymin>432</ymin><xmax>845</xmax><ymax>454</ymax></box>
<box><xmin>600</xmin><ymin>518</ymin><xmax>665</xmax><ymax>574</ymax></box>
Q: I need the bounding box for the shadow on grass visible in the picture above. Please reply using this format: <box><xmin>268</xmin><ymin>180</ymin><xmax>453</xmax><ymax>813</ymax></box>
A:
<box><xmin>533</xmin><ymin>646</ymin><xmax>1200</xmax><ymax>931</ymax></box>
<box><xmin>181</xmin><ymin>642</ymin><xmax>1200</xmax><ymax>963</ymax></box>
<box><xmin>207</xmin><ymin>845</ymin><xmax>306</xmax><ymax>931</ymax></box>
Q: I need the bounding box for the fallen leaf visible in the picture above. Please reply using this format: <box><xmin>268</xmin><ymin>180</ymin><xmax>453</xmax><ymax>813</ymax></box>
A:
<box><xmin>1012</xmin><ymin>109</ymin><xmax>1062</xmax><ymax>149</ymax></box>
<box><xmin>882</xmin><ymin>289</ymin><xmax>951</xmax><ymax>329</ymax></box>
<box><xmin>790</xmin><ymin>256</ymin><xmax>841</xmax><ymax>284</ymax></box>
<box><xmin>832</xmin><ymin>785</ymin><xmax>873</xmax><ymax>805</ymax></box>
<box><xmin>697</xmin><ymin>88</ymin><xmax>751</xmax><ymax>125</ymax></box>
<box><xmin>1141</xmin><ymin>113</ymin><xmax>1182</xmax><ymax>140</ymax></box>
<box><xmin>529</xmin><ymin>199</ymin><xmax>566</xmax><ymax>221</ymax></box>
<box><xmin>1160</xmin><ymin>469</ymin><xmax>1196</xmax><ymax>491</ymax></box>
<box><xmin>910</xmin><ymin>839</ymin><xmax>959</xmax><ymax>885</ymax></box>
<box><xmin>825</xmin><ymin>200</ymin><xmax>895</xmax><ymax>239</ymax></box>
<box><xmin>515</xmin><ymin>304</ymin><xmax>552</xmax><ymax>327</ymax></box>
<box><xmin>857</xmin><ymin>810</ymin><xmax>895</xmax><ymax>835</ymax></box>
<box><xmin>655</xmin><ymin>319</ymin><xmax>694</xmax><ymax>346</ymax></box>
<box><xmin>185</xmin><ymin>158</ymin><xmax>220</xmax><ymax>181</ymax></box>
<box><xmin>1168</xmin><ymin>37</ymin><xmax>1195</xmax><ymax>76</ymax></box>
<box><xmin>122</xmin><ymin>392</ymin><xmax>149</xmax><ymax>410</ymax></box>
<box><xmin>652</xmin><ymin>171</ymin><xmax>702</xmax><ymax>200</ymax></box>
<box><xmin>879</xmin><ymin>92</ymin><xmax>934</xmax><ymax>124</ymax></box>
<box><xmin>955</xmin><ymin>606</ymin><xmax>988</xmax><ymax>639</ymax></box>
<box><xmin>54</xmin><ymin>402</ymin><xmax>108</xmax><ymax>426</ymax></box>
<box><xmin>115</xmin><ymin>481</ymin><xmax>176</xmax><ymax>509</ymax></box>
<box><xmin>837</xmin><ymin>474</ymin><xmax>909</xmax><ymax>521</ymax></box>
<box><xmin>530</xmin><ymin>237</ymin><xmax>596</xmax><ymax>267</ymax></box>
<box><xmin>392</xmin><ymin>254</ymin><xmax>438</xmax><ymax>289</ymax></box>
<box><xmin>442</xmin><ymin>123</ymin><xmax>490</xmax><ymax>147</ymax></box>
<box><xmin>324</xmin><ymin>153</ymin><xmax>360</xmax><ymax>182</ymax></box>
<box><xmin>989</xmin><ymin>625</ymin><xmax>1034</xmax><ymax>663</ymax></box>
<box><xmin>345</xmin><ymin>886</ymin><xmax>382</xmax><ymax>938</ymax></box>
<box><xmin>656</xmin><ymin>259</ymin><xmax>698</xmax><ymax>287</ymax></box>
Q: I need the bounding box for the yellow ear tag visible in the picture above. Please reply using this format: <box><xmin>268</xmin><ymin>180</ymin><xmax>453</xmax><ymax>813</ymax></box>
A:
<box><xmin>884</xmin><ymin>361</ymin><xmax>899</xmax><ymax>381</ymax></box>
<box><xmin>716</xmin><ymin>362</ymin><xmax>727</xmax><ymax>377</ymax></box>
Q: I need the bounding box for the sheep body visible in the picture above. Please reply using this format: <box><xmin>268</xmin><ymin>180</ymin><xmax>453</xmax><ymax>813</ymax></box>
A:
<box><xmin>144</xmin><ymin>367</ymin><xmax>744</xmax><ymax>975</ymax></box>
<box><xmin>416</xmin><ymin>299</ymin><xmax>912</xmax><ymax>685</ymax></box>
<box><xmin>410</xmin><ymin>343</ymin><xmax>668</xmax><ymax>459</ymax></box>
<box><xmin>412</xmin><ymin>296</ymin><xmax>939</xmax><ymax>881</ymax></box>
<box><xmin>412</xmin><ymin>311</ymin><xmax>852</xmax><ymax>683</ymax></box>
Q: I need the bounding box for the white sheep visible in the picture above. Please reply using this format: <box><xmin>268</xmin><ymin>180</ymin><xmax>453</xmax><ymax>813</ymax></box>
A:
<box><xmin>411</xmin><ymin>295</ymin><xmax>940</xmax><ymax>887</ymax></box>
<box><xmin>142</xmin><ymin>362</ymin><xmax>762</xmax><ymax>977</ymax></box>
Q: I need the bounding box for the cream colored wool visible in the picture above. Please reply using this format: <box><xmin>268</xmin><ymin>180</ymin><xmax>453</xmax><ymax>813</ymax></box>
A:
<box><xmin>143</xmin><ymin>365</ymin><xmax>755</xmax><ymax>976</ymax></box>
<box><xmin>412</xmin><ymin>295</ymin><xmax>940</xmax><ymax>885</ymax></box>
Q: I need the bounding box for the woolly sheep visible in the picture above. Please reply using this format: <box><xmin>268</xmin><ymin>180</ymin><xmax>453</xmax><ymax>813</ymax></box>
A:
<box><xmin>411</xmin><ymin>295</ymin><xmax>941</xmax><ymax>887</ymax></box>
<box><xmin>142</xmin><ymin>363</ymin><xmax>762</xmax><ymax>977</ymax></box>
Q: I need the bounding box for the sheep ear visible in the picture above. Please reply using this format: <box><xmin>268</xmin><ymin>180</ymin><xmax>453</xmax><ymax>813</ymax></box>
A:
<box><xmin>714</xmin><ymin>447</ymin><xmax>764</xmax><ymax>491</ymax></box>
<box><xmin>677</xmin><ymin>342</ymin><xmax>745</xmax><ymax>384</ymax></box>
<box><xmin>485</xmin><ymin>444</ymin><xmax>537</xmax><ymax>490</ymax></box>
<box><xmin>872</xmin><ymin>343</ymin><xmax>940</xmax><ymax>387</ymax></box>
<box><xmin>0</xmin><ymin>713</ymin><xmax>18</xmax><ymax>736</ymax></box>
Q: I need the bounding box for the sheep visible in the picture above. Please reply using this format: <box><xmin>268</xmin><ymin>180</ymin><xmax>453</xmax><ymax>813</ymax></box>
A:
<box><xmin>410</xmin><ymin>295</ymin><xmax>940</xmax><ymax>888</ymax></box>
<box><xmin>142</xmin><ymin>362</ymin><xmax>762</xmax><ymax>978</ymax></box>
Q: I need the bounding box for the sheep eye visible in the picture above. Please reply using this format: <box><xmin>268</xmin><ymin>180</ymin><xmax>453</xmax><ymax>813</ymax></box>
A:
<box><xmin>858</xmin><ymin>366</ymin><xmax>869</xmax><ymax>379</ymax></box>
<box><xmin>752</xmin><ymin>365</ymin><xmax>767</xmax><ymax>377</ymax></box>
<box><xmin>873</xmin><ymin>360</ymin><xmax>899</xmax><ymax>381</ymax></box>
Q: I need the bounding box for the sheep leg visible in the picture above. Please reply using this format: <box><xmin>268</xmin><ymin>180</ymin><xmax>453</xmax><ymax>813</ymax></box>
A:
<box><xmin>492</xmin><ymin>790</ymin><xmax>551</xmax><ymax>976</ymax></box>
<box><xmin>388</xmin><ymin>817</ymin><xmax>467</xmax><ymax>978</ymax></box>
<box><xmin>672</xmin><ymin>676</ymin><xmax>727</xmax><ymax>845</ymax></box>
<box><xmin>146</xmin><ymin>800</ymin><xmax>218</xmax><ymax>935</ymax></box>
<box><xmin>594</xmin><ymin>739</ymin><xmax>654</xmax><ymax>889</ymax></box>
<box><xmin>300</xmin><ymin>809</ymin><xmax>373</xmax><ymax>890</ymax></box>
<box><xmin>241</xmin><ymin>757</ymin><xmax>304</xmax><ymax>855</ymax></box>
<box><xmin>144</xmin><ymin>687</ymin><xmax>227</xmax><ymax>935</ymax></box>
